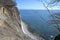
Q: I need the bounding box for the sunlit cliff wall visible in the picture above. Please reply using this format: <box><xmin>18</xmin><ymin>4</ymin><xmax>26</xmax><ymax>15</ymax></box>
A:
<box><xmin>0</xmin><ymin>0</ymin><xmax>32</xmax><ymax>40</ymax></box>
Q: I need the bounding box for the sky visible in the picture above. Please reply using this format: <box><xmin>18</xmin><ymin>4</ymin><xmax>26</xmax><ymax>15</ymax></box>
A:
<box><xmin>16</xmin><ymin>0</ymin><xmax>60</xmax><ymax>10</ymax></box>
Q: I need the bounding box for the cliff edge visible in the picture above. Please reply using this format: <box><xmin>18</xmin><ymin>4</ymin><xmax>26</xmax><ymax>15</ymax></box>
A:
<box><xmin>0</xmin><ymin>0</ymin><xmax>32</xmax><ymax>40</ymax></box>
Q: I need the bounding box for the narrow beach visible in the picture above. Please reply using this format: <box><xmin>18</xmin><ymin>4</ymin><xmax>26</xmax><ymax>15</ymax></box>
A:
<box><xmin>21</xmin><ymin>20</ymin><xmax>45</xmax><ymax>40</ymax></box>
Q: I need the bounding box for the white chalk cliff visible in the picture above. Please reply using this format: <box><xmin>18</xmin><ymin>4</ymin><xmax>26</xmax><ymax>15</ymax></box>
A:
<box><xmin>0</xmin><ymin>0</ymin><xmax>32</xmax><ymax>40</ymax></box>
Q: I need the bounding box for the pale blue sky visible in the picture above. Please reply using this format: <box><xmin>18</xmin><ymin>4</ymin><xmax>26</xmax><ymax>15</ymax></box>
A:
<box><xmin>16</xmin><ymin>0</ymin><xmax>60</xmax><ymax>10</ymax></box>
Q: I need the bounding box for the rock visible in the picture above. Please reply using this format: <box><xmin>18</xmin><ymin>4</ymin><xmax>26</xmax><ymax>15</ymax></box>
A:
<box><xmin>0</xmin><ymin>0</ymin><xmax>32</xmax><ymax>40</ymax></box>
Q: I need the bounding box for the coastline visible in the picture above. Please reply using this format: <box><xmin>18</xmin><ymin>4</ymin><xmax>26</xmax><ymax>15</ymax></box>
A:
<box><xmin>21</xmin><ymin>20</ymin><xmax>45</xmax><ymax>40</ymax></box>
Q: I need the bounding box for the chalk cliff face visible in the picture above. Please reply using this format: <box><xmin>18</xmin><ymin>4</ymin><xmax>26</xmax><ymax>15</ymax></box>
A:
<box><xmin>0</xmin><ymin>0</ymin><xmax>32</xmax><ymax>40</ymax></box>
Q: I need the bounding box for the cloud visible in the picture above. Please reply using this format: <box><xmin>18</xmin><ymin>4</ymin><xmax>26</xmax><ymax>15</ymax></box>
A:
<box><xmin>47</xmin><ymin>6</ymin><xmax>60</xmax><ymax>10</ymax></box>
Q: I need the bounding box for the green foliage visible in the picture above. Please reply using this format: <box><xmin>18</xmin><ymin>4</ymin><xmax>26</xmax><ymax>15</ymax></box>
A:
<box><xmin>28</xmin><ymin>25</ymin><xmax>40</xmax><ymax>36</ymax></box>
<box><xmin>33</xmin><ymin>31</ymin><xmax>40</xmax><ymax>36</ymax></box>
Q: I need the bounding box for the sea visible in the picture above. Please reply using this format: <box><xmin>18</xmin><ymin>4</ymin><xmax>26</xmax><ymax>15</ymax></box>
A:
<box><xmin>20</xmin><ymin>10</ymin><xmax>60</xmax><ymax>40</ymax></box>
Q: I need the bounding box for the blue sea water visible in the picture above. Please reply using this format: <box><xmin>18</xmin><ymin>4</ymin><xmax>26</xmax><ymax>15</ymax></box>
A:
<box><xmin>20</xmin><ymin>10</ymin><xmax>60</xmax><ymax>40</ymax></box>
